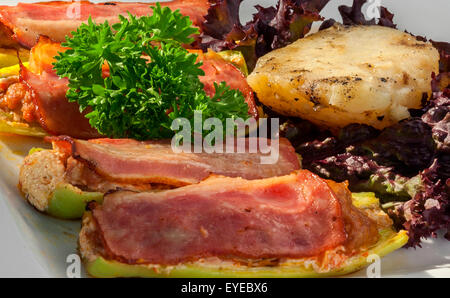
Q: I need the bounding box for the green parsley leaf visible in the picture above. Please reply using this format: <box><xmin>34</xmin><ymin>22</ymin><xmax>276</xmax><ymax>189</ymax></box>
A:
<box><xmin>53</xmin><ymin>3</ymin><xmax>249</xmax><ymax>140</ymax></box>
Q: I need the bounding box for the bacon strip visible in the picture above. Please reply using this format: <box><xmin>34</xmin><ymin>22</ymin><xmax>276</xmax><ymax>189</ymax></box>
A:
<box><xmin>0</xmin><ymin>0</ymin><xmax>210</xmax><ymax>48</ymax></box>
<box><xmin>91</xmin><ymin>170</ymin><xmax>378</xmax><ymax>265</ymax></box>
<box><xmin>20</xmin><ymin>37</ymin><xmax>101</xmax><ymax>139</ymax></box>
<box><xmin>52</xmin><ymin>136</ymin><xmax>300</xmax><ymax>187</ymax></box>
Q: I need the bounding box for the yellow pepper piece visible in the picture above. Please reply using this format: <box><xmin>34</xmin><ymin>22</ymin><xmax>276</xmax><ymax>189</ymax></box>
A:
<box><xmin>0</xmin><ymin>62</ymin><xmax>29</xmax><ymax>78</ymax></box>
<box><xmin>0</xmin><ymin>48</ymin><xmax>29</xmax><ymax>69</ymax></box>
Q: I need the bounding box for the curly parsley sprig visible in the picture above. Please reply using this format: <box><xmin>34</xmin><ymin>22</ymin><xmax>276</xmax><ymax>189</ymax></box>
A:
<box><xmin>53</xmin><ymin>3</ymin><xmax>249</xmax><ymax>140</ymax></box>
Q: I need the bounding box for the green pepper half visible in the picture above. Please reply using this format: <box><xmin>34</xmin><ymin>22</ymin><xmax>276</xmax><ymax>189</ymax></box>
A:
<box><xmin>47</xmin><ymin>184</ymin><xmax>103</xmax><ymax>220</ymax></box>
<box><xmin>86</xmin><ymin>229</ymin><xmax>407</xmax><ymax>278</ymax></box>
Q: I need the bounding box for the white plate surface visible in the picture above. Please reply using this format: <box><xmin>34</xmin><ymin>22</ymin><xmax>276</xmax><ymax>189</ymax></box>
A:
<box><xmin>0</xmin><ymin>0</ymin><xmax>449</xmax><ymax>277</ymax></box>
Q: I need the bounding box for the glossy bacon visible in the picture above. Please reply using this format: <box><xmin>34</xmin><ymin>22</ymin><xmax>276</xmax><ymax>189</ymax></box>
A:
<box><xmin>52</xmin><ymin>136</ymin><xmax>300</xmax><ymax>187</ymax></box>
<box><xmin>90</xmin><ymin>170</ymin><xmax>379</xmax><ymax>265</ymax></box>
<box><xmin>21</xmin><ymin>37</ymin><xmax>100</xmax><ymax>139</ymax></box>
<box><xmin>0</xmin><ymin>0</ymin><xmax>210</xmax><ymax>49</ymax></box>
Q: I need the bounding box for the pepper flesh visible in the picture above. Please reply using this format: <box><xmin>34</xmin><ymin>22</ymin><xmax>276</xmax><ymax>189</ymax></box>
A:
<box><xmin>215</xmin><ymin>50</ymin><xmax>248</xmax><ymax>76</ymax></box>
<box><xmin>0</xmin><ymin>119</ymin><xmax>47</xmax><ymax>137</ymax></box>
<box><xmin>0</xmin><ymin>48</ymin><xmax>29</xmax><ymax>69</ymax></box>
<box><xmin>47</xmin><ymin>184</ymin><xmax>103</xmax><ymax>220</ymax></box>
<box><xmin>84</xmin><ymin>193</ymin><xmax>408</xmax><ymax>278</ymax></box>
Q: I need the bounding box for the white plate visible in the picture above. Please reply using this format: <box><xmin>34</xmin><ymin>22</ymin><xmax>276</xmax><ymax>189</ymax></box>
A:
<box><xmin>0</xmin><ymin>0</ymin><xmax>449</xmax><ymax>278</ymax></box>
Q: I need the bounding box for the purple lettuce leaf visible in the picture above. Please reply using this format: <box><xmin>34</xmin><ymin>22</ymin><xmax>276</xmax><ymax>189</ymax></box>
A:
<box><xmin>320</xmin><ymin>0</ymin><xmax>396</xmax><ymax>30</ymax></box>
<box><xmin>200</xmin><ymin>0</ymin><xmax>330</xmax><ymax>70</ymax></box>
<box><xmin>294</xmin><ymin>123</ymin><xmax>378</xmax><ymax>165</ymax></box>
<box><xmin>390</xmin><ymin>159</ymin><xmax>450</xmax><ymax>247</ymax></box>
<box><xmin>350</xmin><ymin>119</ymin><xmax>436</xmax><ymax>176</ymax></box>
<box><xmin>309</xmin><ymin>153</ymin><xmax>422</xmax><ymax>201</ymax></box>
<box><xmin>339</xmin><ymin>0</ymin><xmax>396</xmax><ymax>27</ymax></box>
<box><xmin>422</xmin><ymin>91</ymin><xmax>450</xmax><ymax>152</ymax></box>
<box><xmin>431</xmin><ymin>41</ymin><xmax>450</xmax><ymax>73</ymax></box>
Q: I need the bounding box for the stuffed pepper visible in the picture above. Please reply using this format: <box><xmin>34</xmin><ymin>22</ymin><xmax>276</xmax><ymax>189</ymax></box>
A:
<box><xmin>19</xmin><ymin>136</ymin><xmax>301</xmax><ymax>219</ymax></box>
<box><xmin>79</xmin><ymin>170</ymin><xmax>408</xmax><ymax>277</ymax></box>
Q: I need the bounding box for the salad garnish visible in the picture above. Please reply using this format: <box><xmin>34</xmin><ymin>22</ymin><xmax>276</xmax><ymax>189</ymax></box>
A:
<box><xmin>54</xmin><ymin>3</ymin><xmax>249</xmax><ymax>140</ymax></box>
<box><xmin>200</xmin><ymin>0</ymin><xmax>331</xmax><ymax>71</ymax></box>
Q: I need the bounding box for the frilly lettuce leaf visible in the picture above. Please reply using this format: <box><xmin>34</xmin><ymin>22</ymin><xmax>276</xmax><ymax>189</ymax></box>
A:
<box><xmin>200</xmin><ymin>0</ymin><xmax>330</xmax><ymax>71</ymax></box>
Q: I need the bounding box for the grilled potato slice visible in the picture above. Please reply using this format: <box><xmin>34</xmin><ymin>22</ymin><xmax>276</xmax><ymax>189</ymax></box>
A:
<box><xmin>248</xmin><ymin>24</ymin><xmax>440</xmax><ymax>130</ymax></box>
